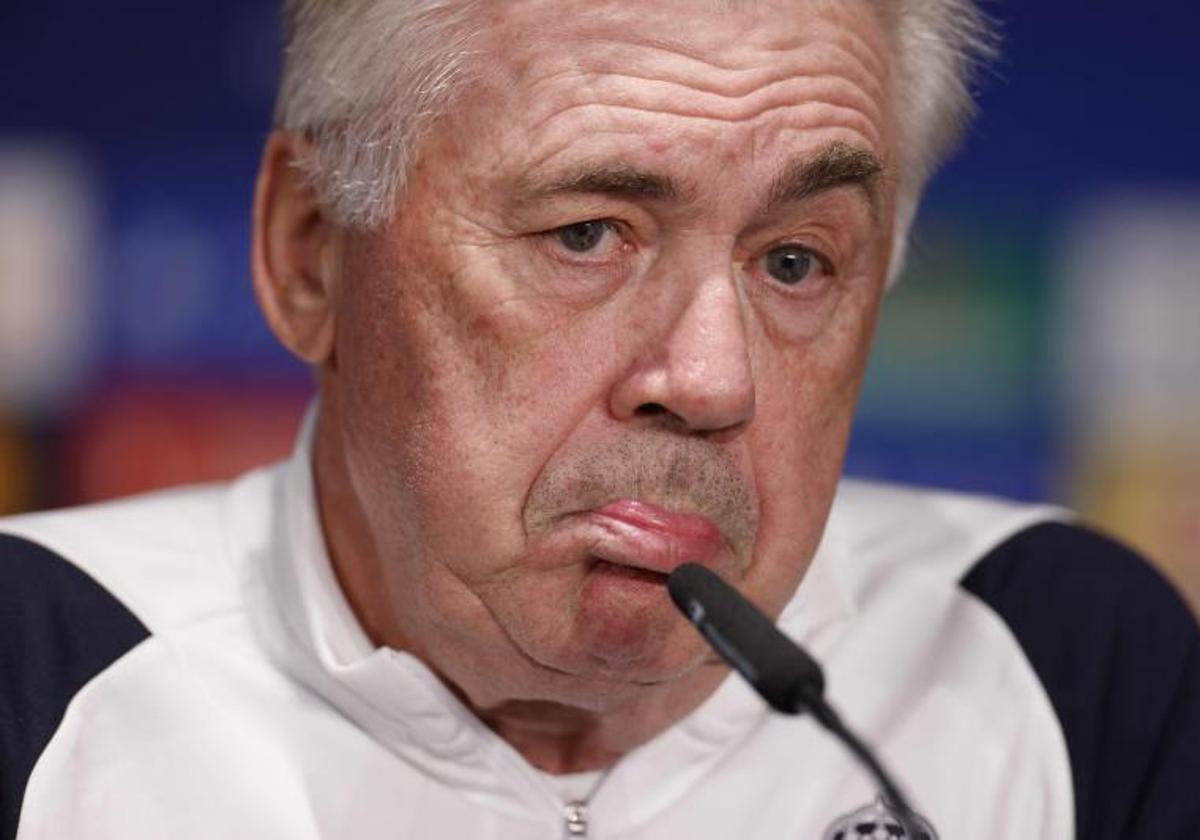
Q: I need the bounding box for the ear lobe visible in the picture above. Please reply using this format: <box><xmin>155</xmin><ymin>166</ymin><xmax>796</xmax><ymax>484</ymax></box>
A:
<box><xmin>251</xmin><ymin>132</ymin><xmax>339</xmax><ymax>365</ymax></box>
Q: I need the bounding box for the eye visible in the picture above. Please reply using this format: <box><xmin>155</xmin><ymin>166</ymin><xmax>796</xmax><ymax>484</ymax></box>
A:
<box><xmin>763</xmin><ymin>244</ymin><xmax>819</xmax><ymax>286</ymax></box>
<box><xmin>554</xmin><ymin>220</ymin><xmax>617</xmax><ymax>254</ymax></box>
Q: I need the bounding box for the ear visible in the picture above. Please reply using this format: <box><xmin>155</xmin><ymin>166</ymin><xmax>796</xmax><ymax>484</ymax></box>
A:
<box><xmin>251</xmin><ymin>132</ymin><xmax>339</xmax><ymax>365</ymax></box>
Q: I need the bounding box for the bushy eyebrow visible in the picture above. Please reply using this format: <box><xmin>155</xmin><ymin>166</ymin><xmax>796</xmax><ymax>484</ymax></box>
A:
<box><xmin>764</xmin><ymin>142</ymin><xmax>885</xmax><ymax>216</ymax></box>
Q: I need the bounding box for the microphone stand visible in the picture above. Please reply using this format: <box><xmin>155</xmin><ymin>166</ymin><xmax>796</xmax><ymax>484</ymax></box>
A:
<box><xmin>668</xmin><ymin>563</ymin><xmax>927</xmax><ymax>840</ymax></box>
<box><xmin>796</xmin><ymin>687</ymin><xmax>925</xmax><ymax>840</ymax></box>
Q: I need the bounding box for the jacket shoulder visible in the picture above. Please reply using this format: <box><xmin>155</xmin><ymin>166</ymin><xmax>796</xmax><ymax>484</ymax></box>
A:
<box><xmin>961</xmin><ymin>522</ymin><xmax>1200</xmax><ymax>839</ymax></box>
<box><xmin>829</xmin><ymin>478</ymin><xmax>1068</xmax><ymax>592</ymax></box>
<box><xmin>0</xmin><ymin>467</ymin><xmax>275</xmax><ymax>634</ymax></box>
<box><xmin>0</xmin><ymin>533</ymin><xmax>151</xmax><ymax>838</ymax></box>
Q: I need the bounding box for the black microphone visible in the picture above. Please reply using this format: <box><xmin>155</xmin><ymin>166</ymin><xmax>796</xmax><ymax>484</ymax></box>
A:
<box><xmin>667</xmin><ymin>563</ymin><xmax>927</xmax><ymax>840</ymax></box>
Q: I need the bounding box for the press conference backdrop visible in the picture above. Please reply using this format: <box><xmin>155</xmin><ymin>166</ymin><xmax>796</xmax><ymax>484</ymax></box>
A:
<box><xmin>1</xmin><ymin>3</ymin><xmax>1197</xmax><ymax>610</ymax></box>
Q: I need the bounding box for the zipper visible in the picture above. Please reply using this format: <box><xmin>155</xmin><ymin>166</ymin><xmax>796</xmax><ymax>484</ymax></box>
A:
<box><xmin>563</xmin><ymin>800</ymin><xmax>590</xmax><ymax>838</ymax></box>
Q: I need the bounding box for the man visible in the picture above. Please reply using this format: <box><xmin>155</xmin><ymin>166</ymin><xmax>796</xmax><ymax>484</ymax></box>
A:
<box><xmin>2</xmin><ymin>1</ymin><xmax>1197</xmax><ymax>837</ymax></box>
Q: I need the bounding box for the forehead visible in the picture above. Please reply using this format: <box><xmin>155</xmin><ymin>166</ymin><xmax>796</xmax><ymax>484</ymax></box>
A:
<box><xmin>462</xmin><ymin>0</ymin><xmax>895</xmax><ymax>191</ymax></box>
<box><xmin>481</xmin><ymin>0</ymin><xmax>890</xmax><ymax>72</ymax></box>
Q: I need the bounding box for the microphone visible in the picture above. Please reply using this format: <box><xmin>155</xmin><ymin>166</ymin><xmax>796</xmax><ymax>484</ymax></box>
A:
<box><xmin>667</xmin><ymin>563</ymin><xmax>926</xmax><ymax>840</ymax></box>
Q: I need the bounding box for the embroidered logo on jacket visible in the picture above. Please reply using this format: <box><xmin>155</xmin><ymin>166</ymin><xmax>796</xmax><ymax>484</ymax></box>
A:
<box><xmin>822</xmin><ymin>797</ymin><xmax>938</xmax><ymax>840</ymax></box>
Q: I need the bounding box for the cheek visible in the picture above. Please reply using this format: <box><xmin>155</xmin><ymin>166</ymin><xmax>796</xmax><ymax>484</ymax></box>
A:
<box><xmin>747</xmin><ymin>281</ymin><xmax>880</xmax><ymax>563</ymax></box>
<box><xmin>333</xmin><ymin>231</ymin><xmax>628</xmax><ymax>555</ymax></box>
<box><xmin>329</xmin><ymin>236</ymin><xmax>483</xmax><ymax>547</ymax></box>
<box><xmin>753</xmin><ymin>260</ymin><xmax>882</xmax><ymax>431</ymax></box>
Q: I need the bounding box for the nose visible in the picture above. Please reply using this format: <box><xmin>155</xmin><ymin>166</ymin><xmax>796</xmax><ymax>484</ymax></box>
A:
<box><xmin>610</xmin><ymin>273</ymin><xmax>756</xmax><ymax>433</ymax></box>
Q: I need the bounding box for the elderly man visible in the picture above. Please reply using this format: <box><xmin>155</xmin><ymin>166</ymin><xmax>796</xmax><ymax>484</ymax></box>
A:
<box><xmin>2</xmin><ymin>1</ymin><xmax>1198</xmax><ymax>838</ymax></box>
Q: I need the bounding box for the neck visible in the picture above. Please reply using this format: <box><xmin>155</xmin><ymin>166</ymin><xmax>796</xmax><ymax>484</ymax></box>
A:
<box><xmin>474</xmin><ymin>665</ymin><xmax>728</xmax><ymax>773</ymax></box>
<box><xmin>482</xmin><ymin>700</ymin><xmax>627</xmax><ymax>774</ymax></box>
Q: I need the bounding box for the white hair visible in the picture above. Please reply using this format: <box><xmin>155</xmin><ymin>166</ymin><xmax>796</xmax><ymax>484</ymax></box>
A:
<box><xmin>276</xmin><ymin>0</ymin><xmax>479</xmax><ymax>229</ymax></box>
<box><xmin>275</xmin><ymin>0</ymin><xmax>995</xmax><ymax>276</ymax></box>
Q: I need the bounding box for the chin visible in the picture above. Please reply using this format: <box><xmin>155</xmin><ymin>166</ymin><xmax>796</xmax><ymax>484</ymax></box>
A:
<box><xmin>570</xmin><ymin>560</ymin><xmax>685</xmax><ymax>661</ymax></box>
<box><xmin>558</xmin><ymin>597</ymin><xmax>706</xmax><ymax>687</ymax></box>
<box><xmin>471</xmin><ymin>562</ymin><xmax>711</xmax><ymax>701</ymax></box>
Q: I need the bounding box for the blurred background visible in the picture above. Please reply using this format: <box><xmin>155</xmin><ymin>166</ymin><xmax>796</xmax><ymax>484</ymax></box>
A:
<box><xmin>0</xmin><ymin>2</ymin><xmax>1197</xmax><ymax>610</ymax></box>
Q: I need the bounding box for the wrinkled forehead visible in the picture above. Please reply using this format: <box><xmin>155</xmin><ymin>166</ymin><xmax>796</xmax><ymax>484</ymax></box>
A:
<box><xmin>472</xmin><ymin>0</ymin><xmax>894</xmax><ymax>113</ymax></box>
<box><xmin>461</xmin><ymin>0</ymin><xmax>897</xmax><ymax>202</ymax></box>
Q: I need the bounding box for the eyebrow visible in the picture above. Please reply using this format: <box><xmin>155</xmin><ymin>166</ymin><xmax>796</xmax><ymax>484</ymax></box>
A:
<box><xmin>764</xmin><ymin>142</ymin><xmax>885</xmax><ymax>215</ymax></box>
<box><xmin>517</xmin><ymin>164</ymin><xmax>684</xmax><ymax>204</ymax></box>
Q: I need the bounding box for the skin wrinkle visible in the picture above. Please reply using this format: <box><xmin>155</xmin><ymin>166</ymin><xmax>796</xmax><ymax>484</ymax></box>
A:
<box><xmin>512</xmin><ymin>67</ymin><xmax>888</xmax><ymax>163</ymax></box>
<box><xmin>523</xmin><ymin>75</ymin><xmax>884</xmax><ymax>140</ymax></box>
<box><xmin>537</xmin><ymin>48</ymin><xmax>887</xmax><ymax>111</ymax></box>
<box><xmin>524</xmin><ymin>101</ymin><xmax>884</xmax><ymax>168</ymax></box>
<box><xmin>523</xmin><ymin>0</ymin><xmax>891</xmax><ymax>86</ymax></box>
<box><xmin>626</xmin><ymin>23</ymin><xmax>889</xmax><ymax>78</ymax></box>
<box><xmin>510</xmin><ymin>16</ymin><xmax>889</xmax><ymax>121</ymax></box>
<box><xmin>564</xmin><ymin>21</ymin><xmax>851</xmax><ymax>75</ymax></box>
<box><xmin>516</xmin><ymin>13</ymin><xmax>890</xmax><ymax>112</ymax></box>
<box><xmin>480</xmin><ymin>45</ymin><xmax>890</xmax><ymax>204</ymax></box>
<box><xmin>809</xmin><ymin>16</ymin><xmax>892</xmax><ymax>95</ymax></box>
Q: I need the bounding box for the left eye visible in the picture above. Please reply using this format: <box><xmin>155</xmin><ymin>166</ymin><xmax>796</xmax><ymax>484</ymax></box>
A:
<box><xmin>763</xmin><ymin>245</ymin><xmax>818</xmax><ymax>286</ymax></box>
<box><xmin>554</xmin><ymin>220</ymin><xmax>617</xmax><ymax>254</ymax></box>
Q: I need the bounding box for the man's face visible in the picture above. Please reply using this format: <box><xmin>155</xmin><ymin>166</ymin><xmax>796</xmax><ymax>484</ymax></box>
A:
<box><xmin>327</xmin><ymin>0</ymin><xmax>896</xmax><ymax>708</ymax></box>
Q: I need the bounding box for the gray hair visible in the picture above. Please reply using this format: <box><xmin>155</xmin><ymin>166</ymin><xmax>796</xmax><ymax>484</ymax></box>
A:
<box><xmin>275</xmin><ymin>0</ymin><xmax>994</xmax><ymax>275</ymax></box>
<box><xmin>276</xmin><ymin>0</ymin><xmax>478</xmax><ymax>229</ymax></box>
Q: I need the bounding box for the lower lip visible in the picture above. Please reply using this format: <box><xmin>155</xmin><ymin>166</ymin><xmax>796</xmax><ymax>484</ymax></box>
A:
<box><xmin>586</xmin><ymin>499</ymin><xmax>723</xmax><ymax>574</ymax></box>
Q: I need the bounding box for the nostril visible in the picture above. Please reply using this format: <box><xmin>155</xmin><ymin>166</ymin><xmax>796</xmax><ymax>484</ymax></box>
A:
<box><xmin>634</xmin><ymin>403</ymin><xmax>668</xmax><ymax>417</ymax></box>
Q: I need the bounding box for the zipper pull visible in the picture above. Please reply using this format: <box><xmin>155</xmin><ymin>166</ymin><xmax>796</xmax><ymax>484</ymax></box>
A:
<box><xmin>564</xmin><ymin>800</ymin><xmax>590</xmax><ymax>838</ymax></box>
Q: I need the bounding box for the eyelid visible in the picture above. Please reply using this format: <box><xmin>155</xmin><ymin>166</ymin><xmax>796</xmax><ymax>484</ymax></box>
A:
<box><xmin>541</xmin><ymin>218</ymin><xmax>629</xmax><ymax>262</ymax></box>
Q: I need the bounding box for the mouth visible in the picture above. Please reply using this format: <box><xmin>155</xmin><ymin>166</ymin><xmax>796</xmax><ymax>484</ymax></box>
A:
<box><xmin>589</xmin><ymin>558</ymin><xmax>670</xmax><ymax>585</ymax></box>
<box><xmin>583</xmin><ymin>498</ymin><xmax>724</xmax><ymax>575</ymax></box>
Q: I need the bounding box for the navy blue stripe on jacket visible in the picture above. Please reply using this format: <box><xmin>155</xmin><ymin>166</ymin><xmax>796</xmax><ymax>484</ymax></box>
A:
<box><xmin>0</xmin><ymin>534</ymin><xmax>150</xmax><ymax>839</ymax></box>
<box><xmin>962</xmin><ymin>522</ymin><xmax>1200</xmax><ymax>839</ymax></box>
